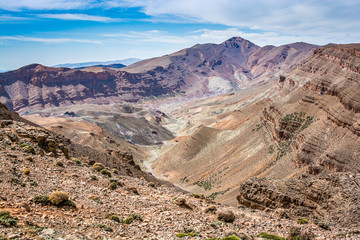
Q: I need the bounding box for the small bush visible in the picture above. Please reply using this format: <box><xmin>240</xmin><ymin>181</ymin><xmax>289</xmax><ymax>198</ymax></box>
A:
<box><xmin>25</xmin><ymin>156</ymin><xmax>33</xmax><ymax>162</ymax></box>
<box><xmin>0</xmin><ymin>211</ymin><xmax>17</xmax><ymax>227</ymax></box>
<box><xmin>221</xmin><ymin>236</ymin><xmax>240</xmax><ymax>240</ymax></box>
<box><xmin>23</xmin><ymin>168</ymin><xmax>30</xmax><ymax>175</ymax></box>
<box><xmin>10</xmin><ymin>177</ymin><xmax>26</xmax><ymax>187</ymax></box>
<box><xmin>89</xmin><ymin>195</ymin><xmax>102</xmax><ymax>204</ymax></box>
<box><xmin>176</xmin><ymin>232</ymin><xmax>198</xmax><ymax>238</ymax></box>
<box><xmin>109</xmin><ymin>182</ymin><xmax>117</xmax><ymax>190</ymax></box>
<box><xmin>109</xmin><ymin>178</ymin><xmax>119</xmax><ymax>183</ymax></box>
<box><xmin>19</xmin><ymin>143</ymin><xmax>27</xmax><ymax>147</ymax></box>
<box><xmin>93</xmin><ymin>163</ymin><xmax>105</xmax><ymax>171</ymax></box>
<box><xmin>100</xmin><ymin>169</ymin><xmax>111</xmax><ymax>177</ymax></box>
<box><xmin>97</xmin><ymin>224</ymin><xmax>113</xmax><ymax>232</ymax></box>
<box><xmin>33</xmin><ymin>195</ymin><xmax>50</xmax><ymax>205</ymax></box>
<box><xmin>90</xmin><ymin>175</ymin><xmax>97</xmax><ymax>180</ymax></box>
<box><xmin>28</xmin><ymin>179</ymin><xmax>38</xmax><ymax>186</ymax></box>
<box><xmin>25</xmin><ymin>145</ymin><xmax>35</xmax><ymax>154</ymax></box>
<box><xmin>130</xmin><ymin>213</ymin><xmax>142</xmax><ymax>221</ymax></box>
<box><xmin>256</xmin><ymin>232</ymin><xmax>285</xmax><ymax>240</ymax></box>
<box><xmin>72</xmin><ymin>158</ymin><xmax>82</xmax><ymax>165</ymax></box>
<box><xmin>56</xmin><ymin>161</ymin><xmax>64</xmax><ymax>167</ymax></box>
<box><xmin>110</xmin><ymin>215</ymin><xmax>123</xmax><ymax>223</ymax></box>
<box><xmin>49</xmin><ymin>191</ymin><xmax>69</xmax><ymax>205</ymax></box>
<box><xmin>297</xmin><ymin>218</ymin><xmax>309</xmax><ymax>224</ymax></box>
<box><xmin>314</xmin><ymin>220</ymin><xmax>330</xmax><ymax>230</ymax></box>
<box><xmin>111</xmin><ymin>169</ymin><xmax>118</xmax><ymax>174</ymax></box>
<box><xmin>124</xmin><ymin>217</ymin><xmax>133</xmax><ymax>224</ymax></box>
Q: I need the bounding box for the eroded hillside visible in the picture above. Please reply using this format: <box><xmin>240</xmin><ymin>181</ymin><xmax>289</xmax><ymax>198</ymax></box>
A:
<box><xmin>1</xmin><ymin>100</ymin><xmax>354</xmax><ymax>240</ymax></box>
<box><xmin>150</xmin><ymin>44</ymin><xmax>360</xmax><ymax>228</ymax></box>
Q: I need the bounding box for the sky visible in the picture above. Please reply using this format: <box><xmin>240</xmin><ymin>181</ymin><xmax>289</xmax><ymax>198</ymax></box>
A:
<box><xmin>0</xmin><ymin>0</ymin><xmax>359</xmax><ymax>70</ymax></box>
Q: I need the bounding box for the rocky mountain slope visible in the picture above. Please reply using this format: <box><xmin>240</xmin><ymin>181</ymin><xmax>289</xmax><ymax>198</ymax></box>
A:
<box><xmin>0</xmin><ymin>104</ymin><xmax>358</xmax><ymax>240</ymax></box>
<box><xmin>150</xmin><ymin>44</ymin><xmax>360</xmax><ymax>228</ymax></box>
<box><xmin>0</xmin><ymin>37</ymin><xmax>316</xmax><ymax>113</ymax></box>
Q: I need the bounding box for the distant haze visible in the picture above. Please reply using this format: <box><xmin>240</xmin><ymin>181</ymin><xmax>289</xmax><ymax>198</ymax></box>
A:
<box><xmin>53</xmin><ymin>58</ymin><xmax>142</xmax><ymax>69</ymax></box>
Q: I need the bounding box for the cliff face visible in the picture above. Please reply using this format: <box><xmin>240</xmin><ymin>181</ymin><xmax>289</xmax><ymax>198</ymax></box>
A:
<box><xmin>0</xmin><ymin>64</ymin><xmax>179</xmax><ymax>112</ymax></box>
<box><xmin>0</xmin><ymin>37</ymin><xmax>316</xmax><ymax>113</ymax></box>
<box><xmin>236</xmin><ymin>44</ymin><xmax>360</xmax><ymax>226</ymax></box>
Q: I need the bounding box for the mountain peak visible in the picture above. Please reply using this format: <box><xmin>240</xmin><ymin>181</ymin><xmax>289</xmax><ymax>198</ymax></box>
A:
<box><xmin>222</xmin><ymin>36</ymin><xmax>259</xmax><ymax>49</ymax></box>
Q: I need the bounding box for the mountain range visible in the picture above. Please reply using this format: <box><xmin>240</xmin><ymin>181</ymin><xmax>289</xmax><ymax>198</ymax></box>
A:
<box><xmin>52</xmin><ymin>58</ymin><xmax>141</xmax><ymax>69</ymax></box>
<box><xmin>0</xmin><ymin>37</ymin><xmax>316</xmax><ymax>113</ymax></box>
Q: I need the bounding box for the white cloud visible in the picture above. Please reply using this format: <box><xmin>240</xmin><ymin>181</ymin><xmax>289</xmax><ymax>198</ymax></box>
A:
<box><xmin>0</xmin><ymin>35</ymin><xmax>102</xmax><ymax>44</ymax></box>
<box><xmin>103</xmin><ymin>30</ymin><xmax>190</xmax><ymax>44</ymax></box>
<box><xmin>36</xmin><ymin>13</ymin><xmax>120</xmax><ymax>22</ymax></box>
<box><xmin>112</xmin><ymin>0</ymin><xmax>360</xmax><ymax>45</ymax></box>
<box><xmin>0</xmin><ymin>14</ymin><xmax>29</xmax><ymax>21</ymax></box>
<box><xmin>0</xmin><ymin>0</ymin><xmax>92</xmax><ymax>11</ymax></box>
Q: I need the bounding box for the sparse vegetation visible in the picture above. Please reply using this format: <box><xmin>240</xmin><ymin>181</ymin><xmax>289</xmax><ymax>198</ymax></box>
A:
<box><xmin>176</xmin><ymin>232</ymin><xmax>198</xmax><ymax>238</ymax></box>
<box><xmin>0</xmin><ymin>210</ymin><xmax>17</xmax><ymax>227</ymax></box>
<box><xmin>10</xmin><ymin>177</ymin><xmax>26</xmax><ymax>187</ymax></box>
<box><xmin>56</xmin><ymin>161</ymin><xmax>64</xmax><ymax>167</ymax></box>
<box><xmin>297</xmin><ymin>218</ymin><xmax>309</xmax><ymax>224</ymax></box>
<box><xmin>24</xmin><ymin>145</ymin><xmax>35</xmax><ymax>154</ymax></box>
<box><xmin>208</xmin><ymin>188</ymin><xmax>230</xmax><ymax>200</ymax></box>
<box><xmin>23</xmin><ymin>168</ymin><xmax>30</xmax><ymax>175</ymax></box>
<box><xmin>100</xmin><ymin>169</ymin><xmax>111</xmax><ymax>177</ymax></box>
<box><xmin>124</xmin><ymin>217</ymin><xmax>133</xmax><ymax>224</ymax></box>
<box><xmin>97</xmin><ymin>223</ymin><xmax>113</xmax><ymax>232</ymax></box>
<box><xmin>28</xmin><ymin>179</ymin><xmax>38</xmax><ymax>186</ymax></box>
<box><xmin>72</xmin><ymin>158</ymin><xmax>81</xmax><ymax>165</ymax></box>
<box><xmin>49</xmin><ymin>191</ymin><xmax>69</xmax><ymax>205</ymax></box>
<box><xmin>93</xmin><ymin>162</ymin><xmax>105</xmax><ymax>171</ymax></box>
<box><xmin>89</xmin><ymin>195</ymin><xmax>102</xmax><ymax>204</ymax></box>
<box><xmin>33</xmin><ymin>194</ymin><xmax>50</xmax><ymax>205</ymax></box>
<box><xmin>109</xmin><ymin>182</ymin><xmax>117</xmax><ymax>190</ymax></box>
<box><xmin>180</xmin><ymin>176</ymin><xmax>189</xmax><ymax>183</ymax></box>
<box><xmin>256</xmin><ymin>232</ymin><xmax>285</xmax><ymax>240</ymax></box>
<box><xmin>221</xmin><ymin>236</ymin><xmax>240</xmax><ymax>240</ymax></box>
<box><xmin>110</xmin><ymin>215</ymin><xmax>123</xmax><ymax>223</ymax></box>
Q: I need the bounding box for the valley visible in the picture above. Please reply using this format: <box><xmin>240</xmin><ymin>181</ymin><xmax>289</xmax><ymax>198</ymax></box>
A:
<box><xmin>1</xmin><ymin>38</ymin><xmax>360</xmax><ymax>239</ymax></box>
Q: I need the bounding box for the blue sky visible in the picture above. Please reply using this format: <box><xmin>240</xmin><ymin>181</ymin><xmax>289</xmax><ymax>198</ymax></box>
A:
<box><xmin>0</xmin><ymin>0</ymin><xmax>359</xmax><ymax>70</ymax></box>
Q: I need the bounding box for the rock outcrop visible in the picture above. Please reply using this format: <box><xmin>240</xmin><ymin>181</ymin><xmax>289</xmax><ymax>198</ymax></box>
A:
<box><xmin>237</xmin><ymin>173</ymin><xmax>360</xmax><ymax>227</ymax></box>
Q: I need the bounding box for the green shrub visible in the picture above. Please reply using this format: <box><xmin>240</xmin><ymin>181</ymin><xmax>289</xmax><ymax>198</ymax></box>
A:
<box><xmin>100</xmin><ymin>169</ymin><xmax>111</xmax><ymax>177</ymax></box>
<box><xmin>256</xmin><ymin>232</ymin><xmax>285</xmax><ymax>240</ymax></box>
<box><xmin>221</xmin><ymin>236</ymin><xmax>240</xmax><ymax>240</ymax></box>
<box><xmin>89</xmin><ymin>195</ymin><xmax>102</xmax><ymax>204</ymax></box>
<box><xmin>109</xmin><ymin>182</ymin><xmax>117</xmax><ymax>190</ymax></box>
<box><xmin>72</xmin><ymin>158</ymin><xmax>81</xmax><ymax>165</ymax></box>
<box><xmin>33</xmin><ymin>195</ymin><xmax>50</xmax><ymax>205</ymax></box>
<box><xmin>10</xmin><ymin>177</ymin><xmax>25</xmax><ymax>187</ymax></box>
<box><xmin>19</xmin><ymin>143</ymin><xmax>27</xmax><ymax>147</ymax></box>
<box><xmin>124</xmin><ymin>217</ymin><xmax>133</xmax><ymax>224</ymax></box>
<box><xmin>93</xmin><ymin>163</ymin><xmax>105</xmax><ymax>171</ymax></box>
<box><xmin>97</xmin><ymin>224</ymin><xmax>113</xmax><ymax>232</ymax></box>
<box><xmin>56</xmin><ymin>161</ymin><xmax>64</xmax><ymax>167</ymax></box>
<box><xmin>110</xmin><ymin>215</ymin><xmax>122</xmax><ymax>223</ymax></box>
<box><xmin>24</xmin><ymin>145</ymin><xmax>35</xmax><ymax>154</ymax></box>
<box><xmin>297</xmin><ymin>218</ymin><xmax>309</xmax><ymax>224</ymax></box>
<box><xmin>28</xmin><ymin>179</ymin><xmax>38</xmax><ymax>186</ymax></box>
<box><xmin>90</xmin><ymin>175</ymin><xmax>97</xmax><ymax>180</ymax></box>
<box><xmin>0</xmin><ymin>211</ymin><xmax>17</xmax><ymax>227</ymax></box>
<box><xmin>49</xmin><ymin>191</ymin><xmax>69</xmax><ymax>205</ymax></box>
<box><xmin>130</xmin><ymin>213</ymin><xmax>142</xmax><ymax>221</ymax></box>
<box><xmin>176</xmin><ymin>232</ymin><xmax>198</xmax><ymax>238</ymax></box>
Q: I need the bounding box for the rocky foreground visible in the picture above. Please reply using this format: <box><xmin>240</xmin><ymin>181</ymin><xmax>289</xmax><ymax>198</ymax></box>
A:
<box><xmin>0</xmin><ymin>114</ymin><xmax>359</xmax><ymax>239</ymax></box>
